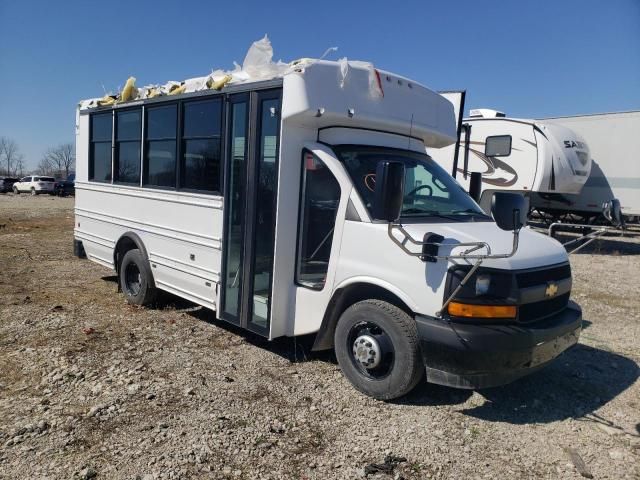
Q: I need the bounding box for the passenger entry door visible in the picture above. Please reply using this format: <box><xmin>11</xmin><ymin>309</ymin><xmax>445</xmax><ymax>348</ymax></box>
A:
<box><xmin>220</xmin><ymin>89</ymin><xmax>282</xmax><ymax>336</ymax></box>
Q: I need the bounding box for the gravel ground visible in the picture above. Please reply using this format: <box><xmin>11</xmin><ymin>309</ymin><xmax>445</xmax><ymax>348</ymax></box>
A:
<box><xmin>0</xmin><ymin>194</ymin><xmax>638</xmax><ymax>480</ymax></box>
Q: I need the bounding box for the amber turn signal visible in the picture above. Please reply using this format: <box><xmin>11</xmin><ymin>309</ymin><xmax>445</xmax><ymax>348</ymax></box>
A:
<box><xmin>447</xmin><ymin>302</ymin><xmax>517</xmax><ymax>319</ymax></box>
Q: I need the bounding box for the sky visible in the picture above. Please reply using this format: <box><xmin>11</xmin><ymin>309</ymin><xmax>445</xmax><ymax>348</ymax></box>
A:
<box><xmin>0</xmin><ymin>0</ymin><xmax>638</xmax><ymax>171</ymax></box>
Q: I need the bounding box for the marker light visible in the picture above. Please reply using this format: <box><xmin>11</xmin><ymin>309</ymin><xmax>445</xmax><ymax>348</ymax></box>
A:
<box><xmin>448</xmin><ymin>302</ymin><xmax>516</xmax><ymax>319</ymax></box>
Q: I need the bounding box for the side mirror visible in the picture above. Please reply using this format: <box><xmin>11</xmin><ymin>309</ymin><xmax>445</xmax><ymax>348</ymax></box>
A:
<box><xmin>491</xmin><ymin>192</ymin><xmax>528</xmax><ymax>231</ymax></box>
<box><xmin>373</xmin><ymin>161</ymin><xmax>405</xmax><ymax>222</ymax></box>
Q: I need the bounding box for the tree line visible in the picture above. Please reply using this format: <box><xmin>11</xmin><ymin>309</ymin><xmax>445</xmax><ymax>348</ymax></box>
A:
<box><xmin>0</xmin><ymin>137</ymin><xmax>26</xmax><ymax>177</ymax></box>
<box><xmin>0</xmin><ymin>137</ymin><xmax>75</xmax><ymax>179</ymax></box>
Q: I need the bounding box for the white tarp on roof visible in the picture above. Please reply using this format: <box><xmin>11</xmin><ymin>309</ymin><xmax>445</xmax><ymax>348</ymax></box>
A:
<box><xmin>77</xmin><ymin>37</ymin><xmax>393</xmax><ymax>110</ymax></box>
<box><xmin>79</xmin><ymin>36</ymin><xmax>319</xmax><ymax>109</ymax></box>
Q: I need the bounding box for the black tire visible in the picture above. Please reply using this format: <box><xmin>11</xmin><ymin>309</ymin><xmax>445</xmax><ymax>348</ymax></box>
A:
<box><xmin>13</xmin><ymin>187</ymin><xmax>19</xmax><ymax>195</ymax></box>
<box><xmin>118</xmin><ymin>249</ymin><xmax>157</xmax><ymax>306</ymax></box>
<box><xmin>30</xmin><ymin>187</ymin><xmax>36</xmax><ymax>196</ymax></box>
<box><xmin>334</xmin><ymin>299</ymin><xmax>424</xmax><ymax>400</ymax></box>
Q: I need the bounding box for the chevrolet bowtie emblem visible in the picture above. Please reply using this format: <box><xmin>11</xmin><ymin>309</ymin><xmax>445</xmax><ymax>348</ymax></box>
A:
<box><xmin>545</xmin><ymin>283</ymin><xmax>559</xmax><ymax>297</ymax></box>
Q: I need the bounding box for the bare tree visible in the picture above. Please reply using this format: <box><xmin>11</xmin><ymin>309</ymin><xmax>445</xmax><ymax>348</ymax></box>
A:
<box><xmin>42</xmin><ymin>143</ymin><xmax>75</xmax><ymax>178</ymax></box>
<box><xmin>38</xmin><ymin>156</ymin><xmax>55</xmax><ymax>176</ymax></box>
<box><xmin>14</xmin><ymin>156</ymin><xmax>26</xmax><ymax>177</ymax></box>
<box><xmin>0</xmin><ymin>137</ymin><xmax>24</xmax><ymax>176</ymax></box>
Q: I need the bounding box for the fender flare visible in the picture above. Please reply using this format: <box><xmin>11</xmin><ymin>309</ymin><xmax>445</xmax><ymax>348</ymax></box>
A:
<box><xmin>312</xmin><ymin>277</ymin><xmax>417</xmax><ymax>351</ymax></box>
<box><xmin>113</xmin><ymin>232</ymin><xmax>150</xmax><ymax>272</ymax></box>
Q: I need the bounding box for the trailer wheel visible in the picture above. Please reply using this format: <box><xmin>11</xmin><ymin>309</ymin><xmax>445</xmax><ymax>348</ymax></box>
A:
<box><xmin>334</xmin><ymin>299</ymin><xmax>423</xmax><ymax>400</ymax></box>
<box><xmin>119</xmin><ymin>248</ymin><xmax>157</xmax><ymax>306</ymax></box>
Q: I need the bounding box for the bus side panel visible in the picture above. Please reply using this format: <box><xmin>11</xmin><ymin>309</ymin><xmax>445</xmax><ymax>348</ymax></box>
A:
<box><xmin>74</xmin><ymin>184</ymin><xmax>222</xmax><ymax>310</ymax></box>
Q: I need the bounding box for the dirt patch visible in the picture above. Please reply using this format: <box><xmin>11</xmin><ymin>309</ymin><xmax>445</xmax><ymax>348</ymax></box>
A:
<box><xmin>0</xmin><ymin>194</ymin><xmax>639</xmax><ymax>479</ymax></box>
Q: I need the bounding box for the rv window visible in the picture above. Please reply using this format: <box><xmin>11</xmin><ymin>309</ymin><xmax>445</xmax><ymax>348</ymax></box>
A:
<box><xmin>296</xmin><ymin>151</ymin><xmax>341</xmax><ymax>290</ymax></box>
<box><xmin>180</xmin><ymin>99</ymin><xmax>222</xmax><ymax>193</ymax></box>
<box><xmin>485</xmin><ymin>135</ymin><xmax>512</xmax><ymax>157</ymax></box>
<box><xmin>89</xmin><ymin>113</ymin><xmax>113</xmax><ymax>183</ymax></box>
<box><xmin>144</xmin><ymin>105</ymin><xmax>177</xmax><ymax>188</ymax></box>
<box><xmin>114</xmin><ymin>110</ymin><xmax>142</xmax><ymax>184</ymax></box>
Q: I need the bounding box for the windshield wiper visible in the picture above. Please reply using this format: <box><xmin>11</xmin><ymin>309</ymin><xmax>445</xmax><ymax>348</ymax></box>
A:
<box><xmin>450</xmin><ymin>208</ymin><xmax>490</xmax><ymax>217</ymax></box>
<box><xmin>402</xmin><ymin>208</ymin><xmax>460</xmax><ymax>221</ymax></box>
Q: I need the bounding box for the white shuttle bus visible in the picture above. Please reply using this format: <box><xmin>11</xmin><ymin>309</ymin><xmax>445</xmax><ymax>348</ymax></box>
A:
<box><xmin>74</xmin><ymin>61</ymin><xmax>581</xmax><ymax>399</ymax></box>
<box><xmin>429</xmin><ymin>108</ymin><xmax>592</xmax><ymax>213</ymax></box>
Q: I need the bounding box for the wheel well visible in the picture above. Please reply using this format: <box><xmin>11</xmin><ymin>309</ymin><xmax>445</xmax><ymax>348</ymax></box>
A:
<box><xmin>311</xmin><ymin>282</ymin><xmax>413</xmax><ymax>351</ymax></box>
<box><xmin>113</xmin><ymin>232</ymin><xmax>148</xmax><ymax>274</ymax></box>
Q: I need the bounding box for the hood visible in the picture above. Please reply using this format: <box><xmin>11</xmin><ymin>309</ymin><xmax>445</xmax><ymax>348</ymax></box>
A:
<box><xmin>401</xmin><ymin>221</ymin><xmax>568</xmax><ymax>270</ymax></box>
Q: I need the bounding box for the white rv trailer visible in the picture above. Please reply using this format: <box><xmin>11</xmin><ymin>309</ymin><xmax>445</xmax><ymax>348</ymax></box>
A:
<box><xmin>74</xmin><ymin>60</ymin><xmax>581</xmax><ymax>399</ymax></box>
<box><xmin>530</xmin><ymin>111</ymin><xmax>640</xmax><ymax>222</ymax></box>
<box><xmin>428</xmin><ymin>109</ymin><xmax>592</xmax><ymax>212</ymax></box>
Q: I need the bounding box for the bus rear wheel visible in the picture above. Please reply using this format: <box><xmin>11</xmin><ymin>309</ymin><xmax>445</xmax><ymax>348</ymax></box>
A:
<box><xmin>334</xmin><ymin>299</ymin><xmax>424</xmax><ymax>400</ymax></box>
<box><xmin>119</xmin><ymin>248</ymin><xmax>157</xmax><ymax>306</ymax></box>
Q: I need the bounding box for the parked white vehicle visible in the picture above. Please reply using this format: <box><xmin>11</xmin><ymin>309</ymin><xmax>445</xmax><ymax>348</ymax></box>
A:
<box><xmin>428</xmin><ymin>109</ymin><xmax>592</xmax><ymax>212</ymax></box>
<box><xmin>531</xmin><ymin>110</ymin><xmax>640</xmax><ymax>222</ymax></box>
<box><xmin>74</xmin><ymin>59</ymin><xmax>581</xmax><ymax>399</ymax></box>
<box><xmin>13</xmin><ymin>175</ymin><xmax>56</xmax><ymax>195</ymax></box>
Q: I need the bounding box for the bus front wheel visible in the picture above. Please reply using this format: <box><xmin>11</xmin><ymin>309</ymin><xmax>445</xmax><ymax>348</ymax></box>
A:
<box><xmin>334</xmin><ymin>299</ymin><xmax>424</xmax><ymax>400</ymax></box>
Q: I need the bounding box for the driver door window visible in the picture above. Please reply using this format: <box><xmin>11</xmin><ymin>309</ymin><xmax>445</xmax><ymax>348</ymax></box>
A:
<box><xmin>405</xmin><ymin>167</ymin><xmax>450</xmax><ymax>199</ymax></box>
<box><xmin>296</xmin><ymin>151</ymin><xmax>341</xmax><ymax>290</ymax></box>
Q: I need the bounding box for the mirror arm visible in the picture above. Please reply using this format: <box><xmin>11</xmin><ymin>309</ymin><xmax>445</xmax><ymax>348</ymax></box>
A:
<box><xmin>387</xmin><ymin>223</ymin><xmax>520</xmax><ymax>261</ymax></box>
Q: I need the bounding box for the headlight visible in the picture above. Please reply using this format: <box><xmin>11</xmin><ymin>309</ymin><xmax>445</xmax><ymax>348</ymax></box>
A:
<box><xmin>445</xmin><ymin>267</ymin><xmax>513</xmax><ymax>300</ymax></box>
<box><xmin>475</xmin><ymin>274</ymin><xmax>491</xmax><ymax>296</ymax></box>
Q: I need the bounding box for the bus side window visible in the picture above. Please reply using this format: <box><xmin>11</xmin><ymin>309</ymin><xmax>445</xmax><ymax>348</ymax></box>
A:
<box><xmin>89</xmin><ymin>113</ymin><xmax>113</xmax><ymax>183</ymax></box>
<box><xmin>296</xmin><ymin>151</ymin><xmax>341</xmax><ymax>290</ymax></box>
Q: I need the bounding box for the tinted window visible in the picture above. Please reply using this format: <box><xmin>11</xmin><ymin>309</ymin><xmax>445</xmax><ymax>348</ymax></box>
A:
<box><xmin>147</xmin><ymin>105</ymin><xmax>176</xmax><ymax>139</ymax></box>
<box><xmin>485</xmin><ymin>135</ymin><xmax>512</xmax><ymax>157</ymax></box>
<box><xmin>90</xmin><ymin>113</ymin><xmax>112</xmax><ymax>183</ymax></box>
<box><xmin>296</xmin><ymin>151</ymin><xmax>340</xmax><ymax>289</ymax></box>
<box><xmin>117</xmin><ymin>142</ymin><xmax>141</xmax><ymax>183</ymax></box>
<box><xmin>250</xmin><ymin>97</ymin><xmax>280</xmax><ymax>329</ymax></box>
<box><xmin>182</xmin><ymin>138</ymin><xmax>220</xmax><ymax>190</ymax></box>
<box><xmin>91</xmin><ymin>143</ymin><xmax>112</xmax><ymax>182</ymax></box>
<box><xmin>91</xmin><ymin>114</ymin><xmax>112</xmax><ymax>141</ymax></box>
<box><xmin>183</xmin><ymin>100</ymin><xmax>221</xmax><ymax>137</ymax></box>
<box><xmin>181</xmin><ymin>99</ymin><xmax>222</xmax><ymax>192</ymax></box>
<box><xmin>221</xmin><ymin>100</ymin><xmax>248</xmax><ymax>321</ymax></box>
<box><xmin>117</xmin><ymin>110</ymin><xmax>142</xmax><ymax>141</ymax></box>
<box><xmin>114</xmin><ymin>109</ymin><xmax>141</xmax><ymax>184</ymax></box>
<box><xmin>146</xmin><ymin>140</ymin><xmax>176</xmax><ymax>187</ymax></box>
<box><xmin>144</xmin><ymin>105</ymin><xmax>177</xmax><ymax>188</ymax></box>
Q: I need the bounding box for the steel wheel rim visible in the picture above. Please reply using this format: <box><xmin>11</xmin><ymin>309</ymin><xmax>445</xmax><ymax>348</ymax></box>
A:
<box><xmin>124</xmin><ymin>262</ymin><xmax>142</xmax><ymax>296</ymax></box>
<box><xmin>347</xmin><ymin>321</ymin><xmax>395</xmax><ymax>379</ymax></box>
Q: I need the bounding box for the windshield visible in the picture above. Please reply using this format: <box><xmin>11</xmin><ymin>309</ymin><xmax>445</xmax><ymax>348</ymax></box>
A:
<box><xmin>334</xmin><ymin>145</ymin><xmax>489</xmax><ymax>221</ymax></box>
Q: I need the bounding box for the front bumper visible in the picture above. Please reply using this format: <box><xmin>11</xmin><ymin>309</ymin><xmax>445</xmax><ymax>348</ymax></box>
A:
<box><xmin>416</xmin><ymin>301</ymin><xmax>582</xmax><ymax>389</ymax></box>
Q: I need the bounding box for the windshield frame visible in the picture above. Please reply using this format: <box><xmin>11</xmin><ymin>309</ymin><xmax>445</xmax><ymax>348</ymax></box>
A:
<box><xmin>331</xmin><ymin>144</ymin><xmax>491</xmax><ymax>223</ymax></box>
